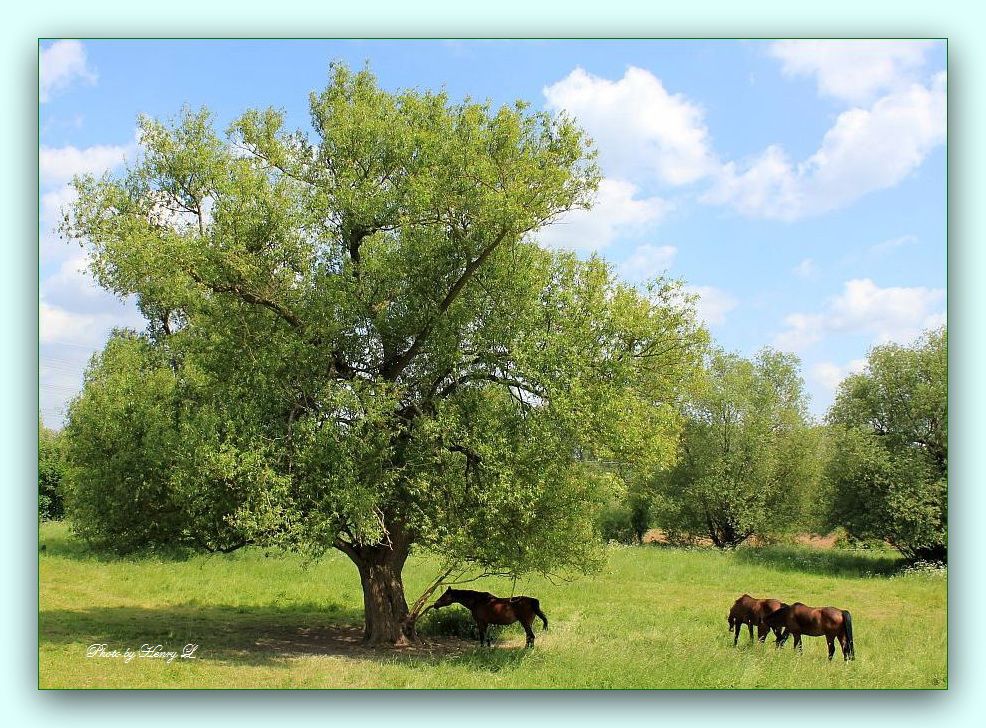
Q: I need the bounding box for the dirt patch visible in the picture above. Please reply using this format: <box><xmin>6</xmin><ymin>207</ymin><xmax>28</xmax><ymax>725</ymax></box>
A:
<box><xmin>251</xmin><ymin>624</ymin><xmax>475</xmax><ymax>661</ymax></box>
<box><xmin>642</xmin><ymin>529</ymin><xmax>712</xmax><ymax>546</ymax></box>
<box><xmin>642</xmin><ymin>530</ymin><xmax>841</xmax><ymax>549</ymax></box>
<box><xmin>793</xmin><ymin>533</ymin><xmax>840</xmax><ymax>549</ymax></box>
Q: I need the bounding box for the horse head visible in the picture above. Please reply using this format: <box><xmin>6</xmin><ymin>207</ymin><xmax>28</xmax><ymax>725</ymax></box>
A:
<box><xmin>431</xmin><ymin>587</ymin><xmax>455</xmax><ymax>609</ymax></box>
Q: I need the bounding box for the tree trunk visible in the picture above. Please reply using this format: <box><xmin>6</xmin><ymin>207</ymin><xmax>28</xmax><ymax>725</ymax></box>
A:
<box><xmin>352</xmin><ymin>545</ymin><xmax>414</xmax><ymax>645</ymax></box>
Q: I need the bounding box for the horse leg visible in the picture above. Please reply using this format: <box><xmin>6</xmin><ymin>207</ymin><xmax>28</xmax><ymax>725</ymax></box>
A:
<box><xmin>773</xmin><ymin>627</ymin><xmax>785</xmax><ymax>646</ymax></box>
<box><xmin>757</xmin><ymin>623</ymin><xmax>768</xmax><ymax>643</ymax></box>
<box><xmin>747</xmin><ymin>621</ymin><xmax>754</xmax><ymax>642</ymax></box>
<box><xmin>477</xmin><ymin>621</ymin><xmax>488</xmax><ymax>647</ymax></box>
<box><xmin>522</xmin><ymin>618</ymin><xmax>536</xmax><ymax>648</ymax></box>
<box><xmin>838</xmin><ymin>632</ymin><xmax>850</xmax><ymax>661</ymax></box>
<box><xmin>775</xmin><ymin>628</ymin><xmax>788</xmax><ymax>648</ymax></box>
<box><xmin>733</xmin><ymin>623</ymin><xmax>741</xmax><ymax>646</ymax></box>
<box><xmin>793</xmin><ymin>633</ymin><xmax>803</xmax><ymax>654</ymax></box>
<box><xmin>826</xmin><ymin>635</ymin><xmax>835</xmax><ymax>661</ymax></box>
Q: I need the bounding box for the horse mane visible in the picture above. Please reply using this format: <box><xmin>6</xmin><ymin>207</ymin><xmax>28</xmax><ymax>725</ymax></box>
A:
<box><xmin>448</xmin><ymin>588</ymin><xmax>495</xmax><ymax>606</ymax></box>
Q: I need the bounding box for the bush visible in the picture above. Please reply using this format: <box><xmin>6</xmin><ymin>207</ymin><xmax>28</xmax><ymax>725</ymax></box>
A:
<box><xmin>38</xmin><ymin>419</ymin><xmax>65</xmax><ymax>521</ymax></box>
<box><xmin>598</xmin><ymin>496</ymin><xmax>650</xmax><ymax>545</ymax></box>
<box><xmin>62</xmin><ymin>332</ymin><xmax>186</xmax><ymax>551</ymax></box>
<box><xmin>416</xmin><ymin>606</ymin><xmax>483</xmax><ymax>640</ymax></box>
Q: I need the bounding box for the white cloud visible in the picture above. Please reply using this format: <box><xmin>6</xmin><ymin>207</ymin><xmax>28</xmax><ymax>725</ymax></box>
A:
<box><xmin>39</xmin><ymin>299</ymin><xmax>99</xmax><ymax>346</ymax></box>
<box><xmin>40</xmin><ymin>139</ymin><xmax>135</xmax><ymax>262</ymax></box>
<box><xmin>769</xmin><ymin>40</ymin><xmax>935</xmax><ymax>104</ymax></box>
<box><xmin>684</xmin><ymin>285</ymin><xmax>738</xmax><ymax>327</ymax></box>
<box><xmin>40</xmin><ymin>289</ymin><xmax>143</xmax><ymax>348</ymax></box>
<box><xmin>793</xmin><ymin>258</ymin><xmax>817</xmax><ymax>278</ymax></box>
<box><xmin>774</xmin><ymin>278</ymin><xmax>945</xmax><ymax>351</ymax></box>
<box><xmin>39</xmin><ymin>292</ymin><xmax>145</xmax><ymax>428</ymax></box>
<box><xmin>43</xmin><ymin>254</ymin><xmax>118</xmax><ymax>314</ymax></box>
<box><xmin>537</xmin><ymin>178</ymin><xmax>671</xmax><ymax>251</ymax></box>
<box><xmin>40</xmin><ymin>185</ymin><xmax>80</xmax><ymax>259</ymax></box>
<box><xmin>40</xmin><ymin>40</ymin><xmax>97</xmax><ymax>103</ymax></box>
<box><xmin>617</xmin><ymin>244</ymin><xmax>677</xmax><ymax>282</ymax></box>
<box><xmin>40</xmin><ymin>142</ymin><xmax>132</xmax><ymax>188</ymax></box>
<box><xmin>870</xmin><ymin>234</ymin><xmax>918</xmax><ymax>255</ymax></box>
<box><xmin>543</xmin><ymin>66</ymin><xmax>717</xmax><ymax>186</ymax></box>
<box><xmin>705</xmin><ymin>73</ymin><xmax>946</xmax><ymax>220</ymax></box>
<box><xmin>810</xmin><ymin>358</ymin><xmax>868</xmax><ymax>393</ymax></box>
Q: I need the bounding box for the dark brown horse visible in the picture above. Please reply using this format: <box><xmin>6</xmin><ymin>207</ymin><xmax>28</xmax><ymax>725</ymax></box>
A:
<box><xmin>727</xmin><ymin>594</ymin><xmax>787</xmax><ymax>646</ymax></box>
<box><xmin>429</xmin><ymin>588</ymin><xmax>548</xmax><ymax>647</ymax></box>
<box><xmin>763</xmin><ymin>602</ymin><xmax>855</xmax><ymax>660</ymax></box>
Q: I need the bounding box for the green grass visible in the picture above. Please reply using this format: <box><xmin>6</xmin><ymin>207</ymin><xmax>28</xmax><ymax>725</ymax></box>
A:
<box><xmin>39</xmin><ymin>521</ymin><xmax>946</xmax><ymax>689</ymax></box>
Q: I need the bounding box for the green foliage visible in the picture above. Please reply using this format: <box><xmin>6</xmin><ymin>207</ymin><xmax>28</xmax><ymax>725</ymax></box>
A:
<box><xmin>598</xmin><ymin>493</ymin><xmax>652</xmax><ymax>544</ymax></box>
<box><xmin>651</xmin><ymin>348</ymin><xmax>821</xmax><ymax>547</ymax></box>
<box><xmin>415</xmin><ymin>605</ymin><xmax>485</xmax><ymax>640</ymax></box>
<box><xmin>39</xmin><ymin>418</ymin><xmax>66</xmax><ymax>520</ymax></box>
<box><xmin>61</xmin><ymin>333</ymin><xmax>186</xmax><ymax>551</ymax></box>
<box><xmin>825</xmin><ymin>327</ymin><xmax>947</xmax><ymax>561</ymax></box>
<box><xmin>60</xmin><ymin>64</ymin><xmax>704</xmax><ymax>613</ymax></box>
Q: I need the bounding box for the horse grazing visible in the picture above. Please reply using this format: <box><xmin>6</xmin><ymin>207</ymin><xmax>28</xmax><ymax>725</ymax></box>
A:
<box><xmin>727</xmin><ymin>594</ymin><xmax>787</xmax><ymax>646</ymax></box>
<box><xmin>429</xmin><ymin>588</ymin><xmax>548</xmax><ymax>647</ymax></box>
<box><xmin>764</xmin><ymin>602</ymin><xmax>855</xmax><ymax>661</ymax></box>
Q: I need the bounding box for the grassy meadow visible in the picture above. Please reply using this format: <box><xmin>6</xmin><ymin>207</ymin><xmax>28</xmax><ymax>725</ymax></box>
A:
<box><xmin>39</xmin><ymin>521</ymin><xmax>946</xmax><ymax>689</ymax></box>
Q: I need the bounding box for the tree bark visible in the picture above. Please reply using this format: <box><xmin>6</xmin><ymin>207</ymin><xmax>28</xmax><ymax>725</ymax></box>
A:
<box><xmin>349</xmin><ymin>544</ymin><xmax>414</xmax><ymax>645</ymax></box>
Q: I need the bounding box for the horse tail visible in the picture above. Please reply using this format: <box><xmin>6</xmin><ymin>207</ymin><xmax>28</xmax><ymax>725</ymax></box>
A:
<box><xmin>842</xmin><ymin>610</ymin><xmax>855</xmax><ymax>660</ymax></box>
<box><xmin>532</xmin><ymin>599</ymin><xmax>548</xmax><ymax>631</ymax></box>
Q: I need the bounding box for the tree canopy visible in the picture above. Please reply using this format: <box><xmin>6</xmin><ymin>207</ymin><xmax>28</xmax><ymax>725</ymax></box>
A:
<box><xmin>650</xmin><ymin>348</ymin><xmax>819</xmax><ymax>547</ymax></box>
<box><xmin>62</xmin><ymin>64</ymin><xmax>706</xmax><ymax>643</ymax></box>
<box><xmin>825</xmin><ymin>327</ymin><xmax>947</xmax><ymax>561</ymax></box>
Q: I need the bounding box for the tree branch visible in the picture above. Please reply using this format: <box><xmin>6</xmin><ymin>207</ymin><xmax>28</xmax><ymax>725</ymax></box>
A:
<box><xmin>333</xmin><ymin>537</ymin><xmax>359</xmax><ymax>561</ymax></box>
<box><xmin>191</xmin><ymin>533</ymin><xmax>251</xmax><ymax>554</ymax></box>
<box><xmin>187</xmin><ymin>268</ymin><xmax>304</xmax><ymax>331</ymax></box>
<box><xmin>380</xmin><ymin>227</ymin><xmax>510</xmax><ymax>380</ymax></box>
<box><xmin>436</xmin><ymin>370</ymin><xmax>544</xmax><ymax>401</ymax></box>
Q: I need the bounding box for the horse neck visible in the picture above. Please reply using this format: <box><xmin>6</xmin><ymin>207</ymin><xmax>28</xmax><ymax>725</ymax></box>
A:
<box><xmin>451</xmin><ymin>590</ymin><xmax>487</xmax><ymax>608</ymax></box>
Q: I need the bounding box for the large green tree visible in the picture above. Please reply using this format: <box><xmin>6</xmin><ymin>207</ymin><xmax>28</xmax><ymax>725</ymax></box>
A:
<box><xmin>825</xmin><ymin>327</ymin><xmax>947</xmax><ymax>561</ymax></box>
<box><xmin>62</xmin><ymin>65</ymin><xmax>704</xmax><ymax>643</ymax></box>
<box><xmin>651</xmin><ymin>348</ymin><xmax>819</xmax><ymax>547</ymax></box>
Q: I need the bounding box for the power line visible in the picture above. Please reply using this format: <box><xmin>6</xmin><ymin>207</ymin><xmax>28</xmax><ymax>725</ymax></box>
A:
<box><xmin>40</xmin><ymin>339</ymin><xmax>98</xmax><ymax>349</ymax></box>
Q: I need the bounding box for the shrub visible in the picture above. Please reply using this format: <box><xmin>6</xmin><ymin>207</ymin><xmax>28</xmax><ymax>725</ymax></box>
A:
<box><xmin>39</xmin><ymin>419</ymin><xmax>65</xmax><ymax>520</ymax></box>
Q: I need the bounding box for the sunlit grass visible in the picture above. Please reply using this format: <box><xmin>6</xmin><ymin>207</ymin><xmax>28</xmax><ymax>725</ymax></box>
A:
<box><xmin>39</xmin><ymin>521</ymin><xmax>946</xmax><ymax>689</ymax></box>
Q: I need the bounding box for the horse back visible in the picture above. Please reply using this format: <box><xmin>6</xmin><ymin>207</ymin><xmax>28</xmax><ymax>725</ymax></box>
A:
<box><xmin>752</xmin><ymin>598</ymin><xmax>784</xmax><ymax>622</ymax></box>
<box><xmin>730</xmin><ymin>594</ymin><xmax>758</xmax><ymax>620</ymax></box>
<box><xmin>479</xmin><ymin>597</ymin><xmax>519</xmax><ymax>625</ymax></box>
<box><xmin>480</xmin><ymin>596</ymin><xmax>541</xmax><ymax>625</ymax></box>
<box><xmin>817</xmin><ymin>607</ymin><xmax>847</xmax><ymax>632</ymax></box>
<box><xmin>790</xmin><ymin>604</ymin><xmax>845</xmax><ymax>636</ymax></box>
<box><xmin>761</xmin><ymin>599</ymin><xmax>784</xmax><ymax>613</ymax></box>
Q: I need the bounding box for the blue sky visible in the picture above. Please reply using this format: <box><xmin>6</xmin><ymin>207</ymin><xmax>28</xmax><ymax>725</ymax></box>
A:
<box><xmin>39</xmin><ymin>39</ymin><xmax>946</xmax><ymax>426</ymax></box>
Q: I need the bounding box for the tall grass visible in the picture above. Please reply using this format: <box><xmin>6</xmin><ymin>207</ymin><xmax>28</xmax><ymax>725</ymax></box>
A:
<box><xmin>39</xmin><ymin>522</ymin><xmax>945</xmax><ymax>689</ymax></box>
